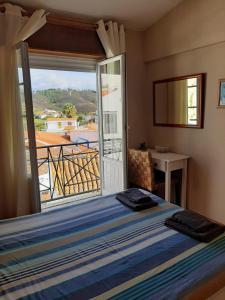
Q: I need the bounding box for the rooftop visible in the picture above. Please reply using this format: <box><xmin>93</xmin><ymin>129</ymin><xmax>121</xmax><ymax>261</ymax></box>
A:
<box><xmin>47</xmin><ymin>118</ymin><xmax>77</xmax><ymax>121</ymax></box>
<box><xmin>35</xmin><ymin>131</ymin><xmax>71</xmax><ymax>147</ymax></box>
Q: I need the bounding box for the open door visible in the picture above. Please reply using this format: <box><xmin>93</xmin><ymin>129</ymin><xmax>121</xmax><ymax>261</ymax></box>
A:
<box><xmin>16</xmin><ymin>42</ymin><xmax>41</xmax><ymax>212</ymax></box>
<box><xmin>98</xmin><ymin>54</ymin><xmax>127</xmax><ymax>195</ymax></box>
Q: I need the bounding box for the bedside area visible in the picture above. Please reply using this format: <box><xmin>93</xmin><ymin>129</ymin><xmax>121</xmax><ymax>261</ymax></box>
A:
<box><xmin>149</xmin><ymin>149</ymin><xmax>190</xmax><ymax>208</ymax></box>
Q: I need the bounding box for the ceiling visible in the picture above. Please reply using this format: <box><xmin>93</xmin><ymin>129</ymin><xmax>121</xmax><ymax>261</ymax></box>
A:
<box><xmin>12</xmin><ymin>0</ymin><xmax>182</xmax><ymax>30</ymax></box>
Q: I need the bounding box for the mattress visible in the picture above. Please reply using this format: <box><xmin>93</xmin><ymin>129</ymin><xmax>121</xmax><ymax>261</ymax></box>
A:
<box><xmin>1</xmin><ymin>192</ymin><xmax>225</xmax><ymax>300</ymax></box>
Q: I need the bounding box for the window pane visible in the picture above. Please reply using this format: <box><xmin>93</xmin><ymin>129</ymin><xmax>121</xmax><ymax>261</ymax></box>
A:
<box><xmin>188</xmin><ymin>107</ymin><xmax>197</xmax><ymax>125</ymax></box>
<box><xmin>19</xmin><ymin>84</ymin><xmax>32</xmax><ymax>175</ymax></box>
<box><xmin>30</xmin><ymin>66</ymin><xmax>99</xmax><ymax>202</ymax></box>
<box><xmin>187</xmin><ymin>78</ymin><xmax>197</xmax><ymax>86</ymax></box>
<box><xmin>188</xmin><ymin>86</ymin><xmax>197</xmax><ymax>107</ymax></box>
<box><xmin>103</xmin><ymin>112</ymin><xmax>117</xmax><ymax>134</ymax></box>
<box><xmin>16</xmin><ymin>50</ymin><xmax>24</xmax><ymax>84</ymax></box>
<box><xmin>100</xmin><ymin>60</ymin><xmax>123</xmax><ymax>160</ymax></box>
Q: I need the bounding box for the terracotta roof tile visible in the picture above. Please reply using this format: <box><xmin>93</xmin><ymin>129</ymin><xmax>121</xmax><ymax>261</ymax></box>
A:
<box><xmin>47</xmin><ymin>118</ymin><xmax>77</xmax><ymax>121</ymax></box>
<box><xmin>35</xmin><ymin>131</ymin><xmax>71</xmax><ymax>146</ymax></box>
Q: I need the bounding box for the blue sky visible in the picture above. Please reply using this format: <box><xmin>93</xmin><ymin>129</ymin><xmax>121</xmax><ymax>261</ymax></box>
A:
<box><xmin>30</xmin><ymin>69</ymin><xmax>96</xmax><ymax>91</ymax></box>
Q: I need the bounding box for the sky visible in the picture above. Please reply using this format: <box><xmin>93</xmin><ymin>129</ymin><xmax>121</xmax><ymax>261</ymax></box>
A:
<box><xmin>30</xmin><ymin>69</ymin><xmax>96</xmax><ymax>92</ymax></box>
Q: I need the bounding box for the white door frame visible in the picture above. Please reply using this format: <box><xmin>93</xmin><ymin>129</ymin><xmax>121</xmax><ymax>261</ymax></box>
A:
<box><xmin>16</xmin><ymin>42</ymin><xmax>41</xmax><ymax>212</ymax></box>
<box><xmin>97</xmin><ymin>54</ymin><xmax>127</xmax><ymax>194</ymax></box>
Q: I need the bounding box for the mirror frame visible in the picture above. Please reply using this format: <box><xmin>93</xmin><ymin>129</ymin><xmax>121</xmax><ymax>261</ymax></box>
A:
<box><xmin>153</xmin><ymin>73</ymin><xmax>205</xmax><ymax>129</ymax></box>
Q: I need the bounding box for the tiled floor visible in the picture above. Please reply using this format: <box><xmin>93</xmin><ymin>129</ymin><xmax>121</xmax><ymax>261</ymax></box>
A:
<box><xmin>41</xmin><ymin>190</ymin><xmax>101</xmax><ymax>211</ymax></box>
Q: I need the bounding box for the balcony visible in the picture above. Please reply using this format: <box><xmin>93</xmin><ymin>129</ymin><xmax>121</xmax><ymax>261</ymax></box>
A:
<box><xmin>36</xmin><ymin>141</ymin><xmax>101</xmax><ymax>205</ymax></box>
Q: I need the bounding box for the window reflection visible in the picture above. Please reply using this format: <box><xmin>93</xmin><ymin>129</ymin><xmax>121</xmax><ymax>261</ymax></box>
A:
<box><xmin>154</xmin><ymin>74</ymin><xmax>203</xmax><ymax>128</ymax></box>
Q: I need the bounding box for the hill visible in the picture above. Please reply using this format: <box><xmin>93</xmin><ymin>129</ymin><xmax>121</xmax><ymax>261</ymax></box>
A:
<box><xmin>32</xmin><ymin>88</ymin><xmax>97</xmax><ymax>114</ymax></box>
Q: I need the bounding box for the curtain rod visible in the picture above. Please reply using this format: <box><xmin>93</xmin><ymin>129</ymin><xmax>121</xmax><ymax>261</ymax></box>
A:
<box><xmin>47</xmin><ymin>15</ymin><xmax>98</xmax><ymax>31</ymax></box>
<box><xmin>0</xmin><ymin>6</ymin><xmax>98</xmax><ymax>30</ymax></box>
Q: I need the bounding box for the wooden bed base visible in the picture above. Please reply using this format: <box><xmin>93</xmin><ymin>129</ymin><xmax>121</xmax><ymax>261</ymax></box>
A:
<box><xmin>185</xmin><ymin>269</ymin><xmax>225</xmax><ymax>300</ymax></box>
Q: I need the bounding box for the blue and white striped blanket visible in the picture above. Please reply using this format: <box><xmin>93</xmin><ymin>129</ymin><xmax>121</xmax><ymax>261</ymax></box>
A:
<box><xmin>1</xmin><ymin>192</ymin><xmax>225</xmax><ymax>299</ymax></box>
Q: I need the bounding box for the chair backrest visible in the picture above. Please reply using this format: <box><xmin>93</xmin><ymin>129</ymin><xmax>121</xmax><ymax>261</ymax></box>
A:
<box><xmin>128</xmin><ymin>149</ymin><xmax>155</xmax><ymax>191</ymax></box>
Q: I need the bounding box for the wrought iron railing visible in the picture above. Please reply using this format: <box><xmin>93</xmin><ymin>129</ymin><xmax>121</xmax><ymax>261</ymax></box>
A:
<box><xmin>36</xmin><ymin>141</ymin><xmax>101</xmax><ymax>202</ymax></box>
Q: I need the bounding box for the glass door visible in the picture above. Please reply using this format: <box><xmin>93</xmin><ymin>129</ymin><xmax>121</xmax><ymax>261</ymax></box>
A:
<box><xmin>97</xmin><ymin>54</ymin><xmax>127</xmax><ymax>194</ymax></box>
<box><xmin>16</xmin><ymin>42</ymin><xmax>40</xmax><ymax>212</ymax></box>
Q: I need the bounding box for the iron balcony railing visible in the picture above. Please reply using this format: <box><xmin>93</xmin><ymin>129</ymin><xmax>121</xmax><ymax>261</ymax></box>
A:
<box><xmin>36</xmin><ymin>141</ymin><xmax>101</xmax><ymax>202</ymax></box>
<box><xmin>36</xmin><ymin>138</ymin><xmax>122</xmax><ymax>203</ymax></box>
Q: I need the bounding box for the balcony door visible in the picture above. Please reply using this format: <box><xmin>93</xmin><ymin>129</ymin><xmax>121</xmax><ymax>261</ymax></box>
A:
<box><xmin>97</xmin><ymin>55</ymin><xmax>127</xmax><ymax>195</ymax></box>
<box><xmin>16</xmin><ymin>42</ymin><xmax>40</xmax><ymax>212</ymax></box>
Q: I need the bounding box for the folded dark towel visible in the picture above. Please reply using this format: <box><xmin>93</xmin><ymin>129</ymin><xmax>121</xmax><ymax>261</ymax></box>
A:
<box><xmin>165</xmin><ymin>210</ymin><xmax>225</xmax><ymax>243</ymax></box>
<box><xmin>170</xmin><ymin>210</ymin><xmax>216</xmax><ymax>233</ymax></box>
<box><xmin>116</xmin><ymin>189</ymin><xmax>158</xmax><ymax>211</ymax></box>
<box><xmin>117</xmin><ymin>188</ymin><xmax>152</xmax><ymax>204</ymax></box>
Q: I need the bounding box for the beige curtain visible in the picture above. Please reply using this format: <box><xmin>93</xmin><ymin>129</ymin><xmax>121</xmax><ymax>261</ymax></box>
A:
<box><xmin>97</xmin><ymin>19</ymin><xmax>126</xmax><ymax>58</ymax></box>
<box><xmin>0</xmin><ymin>3</ymin><xmax>46</xmax><ymax>219</ymax></box>
<box><xmin>167</xmin><ymin>80</ymin><xmax>188</xmax><ymax>124</ymax></box>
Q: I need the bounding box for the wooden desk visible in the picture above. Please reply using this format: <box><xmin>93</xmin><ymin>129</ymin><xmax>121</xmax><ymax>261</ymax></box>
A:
<box><xmin>149</xmin><ymin>149</ymin><xmax>190</xmax><ymax>208</ymax></box>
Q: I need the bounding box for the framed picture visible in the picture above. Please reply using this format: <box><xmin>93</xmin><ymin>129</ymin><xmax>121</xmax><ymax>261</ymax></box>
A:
<box><xmin>218</xmin><ymin>79</ymin><xmax>225</xmax><ymax>107</ymax></box>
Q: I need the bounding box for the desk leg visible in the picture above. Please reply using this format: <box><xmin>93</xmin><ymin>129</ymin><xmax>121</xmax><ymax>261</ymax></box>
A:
<box><xmin>181</xmin><ymin>160</ymin><xmax>188</xmax><ymax>208</ymax></box>
<box><xmin>165</xmin><ymin>169</ymin><xmax>171</xmax><ymax>202</ymax></box>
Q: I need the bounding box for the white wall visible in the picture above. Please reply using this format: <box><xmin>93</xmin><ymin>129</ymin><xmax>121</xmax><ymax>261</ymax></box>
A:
<box><xmin>144</xmin><ymin>0</ymin><xmax>225</xmax><ymax>62</ymax></box>
<box><xmin>126</xmin><ymin>30</ymin><xmax>148</xmax><ymax>148</ymax></box>
<box><xmin>142</xmin><ymin>0</ymin><xmax>225</xmax><ymax>223</ymax></box>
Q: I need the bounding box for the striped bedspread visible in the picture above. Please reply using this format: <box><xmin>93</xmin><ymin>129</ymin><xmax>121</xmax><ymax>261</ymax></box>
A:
<box><xmin>1</xmin><ymin>192</ymin><xmax>225</xmax><ymax>300</ymax></box>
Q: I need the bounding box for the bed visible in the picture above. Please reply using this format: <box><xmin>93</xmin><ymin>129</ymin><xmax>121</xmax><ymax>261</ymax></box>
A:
<box><xmin>1</xmin><ymin>191</ymin><xmax>225</xmax><ymax>300</ymax></box>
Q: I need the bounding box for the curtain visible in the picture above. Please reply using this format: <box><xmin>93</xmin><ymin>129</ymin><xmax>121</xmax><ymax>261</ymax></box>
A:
<box><xmin>0</xmin><ymin>3</ymin><xmax>46</xmax><ymax>219</ymax></box>
<box><xmin>97</xmin><ymin>19</ymin><xmax>126</xmax><ymax>58</ymax></box>
<box><xmin>167</xmin><ymin>80</ymin><xmax>188</xmax><ymax>124</ymax></box>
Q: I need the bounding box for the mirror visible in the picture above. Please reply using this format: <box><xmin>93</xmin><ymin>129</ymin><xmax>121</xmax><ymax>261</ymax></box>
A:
<box><xmin>153</xmin><ymin>74</ymin><xmax>205</xmax><ymax>128</ymax></box>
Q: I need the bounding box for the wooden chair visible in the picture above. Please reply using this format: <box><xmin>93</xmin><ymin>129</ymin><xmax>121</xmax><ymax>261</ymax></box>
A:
<box><xmin>128</xmin><ymin>149</ymin><xmax>165</xmax><ymax>193</ymax></box>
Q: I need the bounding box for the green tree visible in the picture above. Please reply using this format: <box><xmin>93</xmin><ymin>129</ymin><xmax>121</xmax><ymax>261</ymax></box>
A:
<box><xmin>63</xmin><ymin>103</ymin><xmax>77</xmax><ymax>118</ymax></box>
<box><xmin>34</xmin><ymin>119</ymin><xmax>46</xmax><ymax>131</ymax></box>
<box><xmin>77</xmin><ymin>114</ymin><xmax>83</xmax><ymax>122</ymax></box>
